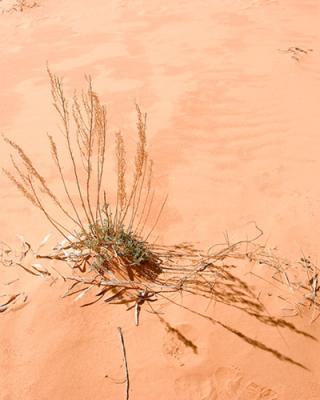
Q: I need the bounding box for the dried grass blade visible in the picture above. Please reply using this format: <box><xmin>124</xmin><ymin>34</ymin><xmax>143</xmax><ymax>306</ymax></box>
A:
<box><xmin>36</xmin><ymin>233</ymin><xmax>51</xmax><ymax>252</ymax></box>
<box><xmin>16</xmin><ymin>234</ymin><xmax>32</xmax><ymax>259</ymax></box>
<box><xmin>62</xmin><ymin>281</ymin><xmax>81</xmax><ymax>297</ymax></box>
<box><xmin>104</xmin><ymin>289</ymin><xmax>126</xmax><ymax>303</ymax></box>
<box><xmin>16</xmin><ymin>262</ymin><xmax>41</xmax><ymax>276</ymax></box>
<box><xmin>51</xmin><ymin>265</ymin><xmax>67</xmax><ymax>282</ymax></box>
<box><xmin>81</xmin><ymin>290</ymin><xmax>108</xmax><ymax>307</ymax></box>
<box><xmin>0</xmin><ymin>293</ymin><xmax>21</xmax><ymax>307</ymax></box>
<box><xmin>73</xmin><ymin>285</ymin><xmax>94</xmax><ymax>302</ymax></box>
<box><xmin>134</xmin><ymin>303</ymin><xmax>141</xmax><ymax>326</ymax></box>
<box><xmin>31</xmin><ymin>263</ymin><xmax>51</xmax><ymax>276</ymax></box>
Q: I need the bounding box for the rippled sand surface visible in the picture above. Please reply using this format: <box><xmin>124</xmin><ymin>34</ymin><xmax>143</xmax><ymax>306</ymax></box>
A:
<box><xmin>1</xmin><ymin>1</ymin><xmax>320</xmax><ymax>399</ymax></box>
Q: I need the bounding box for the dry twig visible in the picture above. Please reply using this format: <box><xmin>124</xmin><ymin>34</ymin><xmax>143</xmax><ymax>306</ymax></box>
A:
<box><xmin>117</xmin><ymin>327</ymin><xmax>130</xmax><ymax>400</ymax></box>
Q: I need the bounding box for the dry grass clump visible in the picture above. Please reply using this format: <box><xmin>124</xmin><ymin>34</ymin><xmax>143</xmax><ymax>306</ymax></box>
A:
<box><xmin>3</xmin><ymin>69</ymin><xmax>166</xmax><ymax>291</ymax></box>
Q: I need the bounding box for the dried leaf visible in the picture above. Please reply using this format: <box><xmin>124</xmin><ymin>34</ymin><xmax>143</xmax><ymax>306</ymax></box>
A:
<box><xmin>16</xmin><ymin>262</ymin><xmax>40</xmax><ymax>276</ymax></box>
<box><xmin>81</xmin><ymin>292</ymin><xmax>107</xmax><ymax>307</ymax></box>
<box><xmin>283</xmin><ymin>271</ymin><xmax>293</xmax><ymax>292</ymax></box>
<box><xmin>135</xmin><ymin>303</ymin><xmax>141</xmax><ymax>326</ymax></box>
<box><xmin>37</xmin><ymin>233</ymin><xmax>51</xmax><ymax>252</ymax></box>
<box><xmin>104</xmin><ymin>289</ymin><xmax>126</xmax><ymax>303</ymax></box>
<box><xmin>0</xmin><ymin>293</ymin><xmax>20</xmax><ymax>307</ymax></box>
<box><xmin>73</xmin><ymin>285</ymin><xmax>93</xmax><ymax>302</ymax></box>
<box><xmin>51</xmin><ymin>266</ymin><xmax>67</xmax><ymax>281</ymax></box>
<box><xmin>95</xmin><ymin>287</ymin><xmax>112</xmax><ymax>297</ymax></box>
<box><xmin>62</xmin><ymin>281</ymin><xmax>81</xmax><ymax>297</ymax></box>
<box><xmin>16</xmin><ymin>234</ymin><xmax>31</xmax><ymax>259</ymax></box>
<box><xmin>31</xmin><ymin>263</ymin><xmax>51</xmax><ymax>276</ymax></box>
<box><xmin>63</xmin><ymin>286</ymin><xmax>88</xmax><ymax>298</ymax></box>
<box><xmin>111</xmin><ymin>298</ymin><xmax>135</xmax><ymax>305</ymax></box>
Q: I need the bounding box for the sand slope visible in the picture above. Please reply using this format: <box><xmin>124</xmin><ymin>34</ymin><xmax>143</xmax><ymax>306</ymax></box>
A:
<box><xmin>1</xmin><ymin>1</ymin><xmax>320</xmax><ymax>399</ymax></box>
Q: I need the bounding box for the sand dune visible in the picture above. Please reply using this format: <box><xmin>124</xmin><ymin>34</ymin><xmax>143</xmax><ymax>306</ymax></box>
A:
<box><xmin>1</xmin><ymin>1</ymin><xmax>320</xmax><ymax>399</ymax></box>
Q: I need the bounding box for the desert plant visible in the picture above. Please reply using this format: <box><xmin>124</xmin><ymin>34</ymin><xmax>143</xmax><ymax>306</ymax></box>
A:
<box><xmin>3</xmin><ymin>69</ymin><xmax>165</xmax><ymax>283</ymax></box>
<box><xmin>1</xmin><ymin>84</ymin><xmax>271</xmax><ymax>319</ymax></box>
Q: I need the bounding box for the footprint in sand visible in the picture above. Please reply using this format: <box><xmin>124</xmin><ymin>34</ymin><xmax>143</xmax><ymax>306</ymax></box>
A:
<box><xmin>214</xmin><ymin>367</ymin><xmax>279</xmax><ymax>400</ymax></box>
<box><xmin>174</xmin><ymin>367</ymin><xmax>278</xmax><ymax>400</ymax></box>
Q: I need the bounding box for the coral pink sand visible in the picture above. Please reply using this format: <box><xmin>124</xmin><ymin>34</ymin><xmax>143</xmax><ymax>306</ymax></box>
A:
<box><xmin>1</xmin><ymin>1</ymin><xmax>320</xmax><ymax>399</ymax></box>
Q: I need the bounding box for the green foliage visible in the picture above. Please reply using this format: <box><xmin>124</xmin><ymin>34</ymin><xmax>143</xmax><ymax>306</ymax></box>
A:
<box><xmin>81</xmin><ymin>212</ymin><xmax>152</xmax><ymax>267</ymax></box>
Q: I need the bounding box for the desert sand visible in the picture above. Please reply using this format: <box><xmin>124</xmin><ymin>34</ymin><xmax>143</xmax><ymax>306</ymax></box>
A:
<box><xmin>1</xmin><ymin>0</ymin><xmax>320</xmax><ymax>399</ymax></box>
